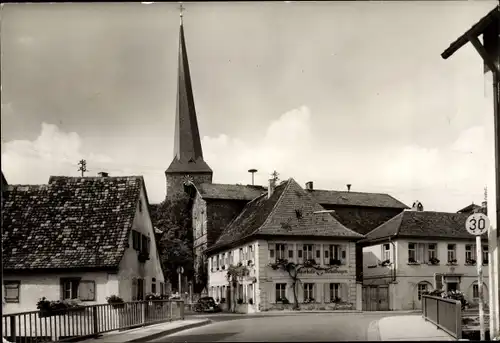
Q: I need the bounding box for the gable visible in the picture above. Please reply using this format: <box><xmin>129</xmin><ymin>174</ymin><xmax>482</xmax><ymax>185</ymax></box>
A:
<box><xmin>208</xmin><ymin>179</ymin><xmax>363</xmax><ymax>253</ymax></box>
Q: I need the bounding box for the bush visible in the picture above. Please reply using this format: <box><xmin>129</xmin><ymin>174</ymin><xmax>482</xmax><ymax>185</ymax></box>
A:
<box><xmin>106</xmin><ymin>295</ymin><xmax>125</xmax><ymax>309</ymax></box>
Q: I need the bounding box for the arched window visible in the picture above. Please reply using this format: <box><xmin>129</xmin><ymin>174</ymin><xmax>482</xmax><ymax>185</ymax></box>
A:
<box><xmin>417</xmin><ymin>282</ymin><xmax>431</xmax><ymax>300</ymax></box>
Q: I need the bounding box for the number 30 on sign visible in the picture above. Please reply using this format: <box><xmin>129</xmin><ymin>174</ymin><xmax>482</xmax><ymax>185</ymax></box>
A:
<box><xmin>465</xmin><ymin>213</ymin><xmax>490</xmax><ymax>236</ymax></box>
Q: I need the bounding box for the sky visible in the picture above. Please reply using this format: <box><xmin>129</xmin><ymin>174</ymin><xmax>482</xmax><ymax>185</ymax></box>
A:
<box><xmin>1</xmin><ymin>1</ymin><xmax>498</xmax><ymax>212</ymax></box>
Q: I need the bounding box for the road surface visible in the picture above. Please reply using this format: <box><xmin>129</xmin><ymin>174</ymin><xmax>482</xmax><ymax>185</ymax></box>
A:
<box><xmin>152</xmin><ymin>312</ymin><xmax>407</xmax><ymax>342</ymax></box>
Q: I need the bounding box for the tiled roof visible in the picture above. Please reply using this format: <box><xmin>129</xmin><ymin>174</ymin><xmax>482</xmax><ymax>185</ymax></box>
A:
<box><xmin>197</xmin><ymin>183</ymin><xmax>266</xmax><ymax>201</ymax></box>
<box><xmin>2</xmin><ymin>176</ymin><xmax>144</xmax><ymax>271</ymax></box>
<box><xmin>207</xmin><ymin>178</ymin><xmax>363</xmax><ymax>253</ymax></box>
<box><xmin>195</xmin><ymin>183</ymin><xmax>407</xmax><ymax>209</ymax></box>
<box><xmin>362</xmin><ymin>210</ymin><xmax>488</xmax><ymax>243</ymax></box>
<box><xmin>308</xmin><ymin>189</ymin><xmax>408</xmax><ymax>209</ymax></box>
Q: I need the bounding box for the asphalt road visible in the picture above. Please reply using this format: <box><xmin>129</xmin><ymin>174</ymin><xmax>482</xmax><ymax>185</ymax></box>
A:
<box><xmin>151</xmin><ymin>312</ymin><xmax>407</xmax><ymax>342</ymax></box>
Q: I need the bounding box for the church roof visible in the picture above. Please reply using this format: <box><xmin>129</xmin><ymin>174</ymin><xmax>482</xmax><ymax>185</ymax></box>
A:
<box><xmin>166</xmin><ymin>16</ymin><xmax>212</xmax><ymax>175</ymax></box>
<box><xmin>206</xmin><ymin>178</ymin><xmax>363</xmax><ymax>254</ymax></box>
<box><xmin>360</xmin><ymin>210</ymin><xmax>488</xmax><ymax>245</ymax></box>
<box><xmin>195</xmin><ymin>182</ymin><xmax>407</xmax><ymax>209</ymax></box>
<box><xmin>2</xmin><ymin>176</ymin><xmax>144</xmax><ymax>271</ymax></box>
<box><xmin>308</xmin><ymin>189</ymin><xmax>408</xmax><ymax>209</ymax></box>
<box><xmin>457</xmin><ymin>203</ymin><xmax>482</xmax><ymax>214</ymax></box>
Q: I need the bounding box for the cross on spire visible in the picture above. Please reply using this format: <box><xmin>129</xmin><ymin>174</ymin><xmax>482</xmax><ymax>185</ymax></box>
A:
<box><xmin>179</xmin><ymin>3</ymin><xmax>185</xmax><ymax>23</ymax></box>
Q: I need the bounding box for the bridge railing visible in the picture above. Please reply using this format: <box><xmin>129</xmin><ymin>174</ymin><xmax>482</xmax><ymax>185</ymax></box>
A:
<box><xmin>2</xmin><ymin>300</ymin><xmax>184</xmax><ymax>343</ymax></box>
<box><xmin>422</xmin><ymin>295</ymin><xmax>462</xmax><ymax>340</ymax></box>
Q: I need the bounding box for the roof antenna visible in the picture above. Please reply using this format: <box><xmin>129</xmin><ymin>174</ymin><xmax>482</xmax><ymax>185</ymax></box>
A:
<box><xmin>248</xmin><ymin>169</ymin><xmax>258</xmax><ymax>186</ymax></box>
<box><xmin>346</xmin><ymin>184</ymin><xmax>351</xmax><ymax>192</ymax></box>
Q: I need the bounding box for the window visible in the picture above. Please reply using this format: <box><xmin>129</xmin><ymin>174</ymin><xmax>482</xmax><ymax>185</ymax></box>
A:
<box><xmin>417</xmin><ymin>283</ymin><xmax>429</xmax><ymax>300</ymax></box>
<box><xmin>239</xmin><ymin>248</ymin><xmax>244</xmax><ymax>262</ymax></box>
<box><xmin>249</xmin><ymin>245</ymin><xmax>254</xmax><ymax>260</ymax></box>
<box><xmin>132</xmin><ymin>230</ymin><xmax>150</xmax><ymax>255</ymax></box>
<box><xmin>303</xmin><ymin>244</ymin><xmax>314</xmax><ymax>260</ymax></box>
<box><xmin>465</xmin><ymin>244</ymin><xmax>476</xmax><ymax>262</ymax></box>
<box><xmin>326</xmin><ymin>245</ymin><xmax>346</xmax><ymax>264</ymax></box>
<box><xmin>61</xmin><ymin>278</ymin><xmax>80</xmax><ymax>300</ymax></box>
<box><xmin>483</xmin><ymin>245</ymin><xmax>489</xmax><ymax>265</ymax></box>
<box><xmin>132</xmin><ymin>230</ymin><xmax>141</xmax><ymax>250</ymax></box>
<box><xmin>269</xmin><ymin>245</ymin><xmax>275</xmax><ymax>260</ymax></box>
<box><xmin>276</xmin><ymin>244</ymin><xmax>286</xmax><ymax>260</ymax></box>
<box><xmin>447</xmin><ymin>244</ymin><xmax>456</xmax><ymax>263</ymax></box>
<box><xmin>382</xmin><ymin>244</ymin><xmax>391</xmax><ymax>261</ymax></box>
<box><xmin>473</xmin><ymin>284</ymin><xmax>479</xmax><ymax>298</ymax></box>
<box><xmin>160</xmin><ymin>282</ymin><xmax>165</xmax><ymax>295</ymax></box>
<box><xmin>275</xmin><ymin>283</ymin><xmax>286</xmax><ymax>302</ymax></box>
<box><xmin>303</xmin><ymin>283</ymin><xmax>314</xmax><ymax>301</ymax></box>
<box><xmin>222</xmin><ymin>253</ymin><xmax>226</xmax><ymax>266</ymax></box>
<box><xmin>428</xmin><ymin>243</ymin><xmax>437</xmax><ymax>260</ymax></box>
<box><xmin>152</xmin><ymin>278</ymin><xmax>157</xmax><ymax>294</ymax></box>
<box><xmin>4</xmin><ymin>281</ymin><xmax>20</xmax><ymax>303</ymax></box>
<box><xmin>288</xmin><ymin>249</ymin><xmax>294</xmax><ymax>259</ymax></box>
<box><xmin>330</xmin><ymin>283</ymin><xmax>341</xmax><ymax>302</ymax></box>
<box><xmin>316</xmin><ymin>247</ymin><xmax>321</xmax><ymax>259</ymax></box>
<box><xmin>408</xmin><ymin>243</ymin><xmax>417</xmax><ymax>262</ymax></box>
<box><xmin>139</xmin><ymin>199</ymin><xmax>143</xmax><ymax>212</ymax></box>
<box><xmin>229</xmin><ymin>252</ymin><xmax>233</xmax><ymax>265</ymax></box>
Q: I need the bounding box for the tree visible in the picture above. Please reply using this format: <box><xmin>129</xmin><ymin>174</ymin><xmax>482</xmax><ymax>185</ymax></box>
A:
<box><xmin>268</xmin><ymin>258</ymin><xmax>332</xmax><ymax>310</ymax></box>
<box><xmin>150</xmin><ymin>194</ymin><xmax>194</xmax><ymax>290</ymax></box>
<box><xmin>226</xmin><ymin>263</ymin><xmax>250</xmax><ymax>312</ymax></box>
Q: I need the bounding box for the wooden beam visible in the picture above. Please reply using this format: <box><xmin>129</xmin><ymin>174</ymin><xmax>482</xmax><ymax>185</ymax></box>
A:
<box><xmin>467</xmin><ymin>34</ymin><xmax>500</xmax><ymax>77</ymax></box>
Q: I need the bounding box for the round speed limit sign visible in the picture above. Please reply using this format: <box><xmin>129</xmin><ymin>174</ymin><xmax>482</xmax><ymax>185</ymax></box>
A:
<box><xmin>465</xmin><ymin>213</ymin><xmax>490</xmax><ymax>236</ymax></box>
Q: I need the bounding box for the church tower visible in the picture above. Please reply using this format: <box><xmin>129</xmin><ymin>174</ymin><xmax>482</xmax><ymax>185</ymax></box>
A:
<box><xmin>165</xmin><ymin>9</ymin><xmax>213</xmax><ymax>197</ymax></box>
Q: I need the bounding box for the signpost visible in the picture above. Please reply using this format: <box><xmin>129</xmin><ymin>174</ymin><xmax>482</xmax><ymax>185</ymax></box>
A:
<box><xmin>466</xmin><ymin>213</ymin><xmax>490</xmax><ymax>341</ymax></box>
<box><xmin>177</xmin><ymin>266</ymin><xmax>184</xmax><ymax>300</ymax></box>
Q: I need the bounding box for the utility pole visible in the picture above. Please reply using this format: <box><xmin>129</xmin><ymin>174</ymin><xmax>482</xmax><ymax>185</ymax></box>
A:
<box><xmin>77</xmin><ymin>159</ymin><xmax>87</xmax><ymax>177</ymax></box>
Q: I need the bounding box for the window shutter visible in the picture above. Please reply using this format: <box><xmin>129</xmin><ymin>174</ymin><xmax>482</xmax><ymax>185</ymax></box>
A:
<box><xmin>340</xmin><ymin>245</ymin><xmax>347</xmax><ymax>265</ymax></box>
<box><xmin>78</xmin><ymin>281</ymin><xmax>95</xmax><ymax>301</ymax></box>
<box><xmin>132</xmin><ymin>278</ymin><xmax>138</xmax><ymax>301</ymax></box>
<box><xmin>324</xmin><ymin>283</ymin><xmax>330</xmax><ymax>303</ymax></box>
<box><xmin>341</xmin><ymin>283</ymin><xmax>348</xmax><ymax>302</ymax></box>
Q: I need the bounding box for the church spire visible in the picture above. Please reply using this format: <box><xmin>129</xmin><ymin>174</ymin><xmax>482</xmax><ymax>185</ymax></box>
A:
<box><xmin>165</xmin><ymin>4</ymin><xmax>213</xmax><ymax>196</ymax></box>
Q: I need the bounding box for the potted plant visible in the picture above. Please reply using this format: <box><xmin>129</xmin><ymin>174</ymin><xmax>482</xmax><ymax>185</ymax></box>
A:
<box><xmin>106</xmin><ymin>295</ymin><xmax>125</xmax><ymax>309</ymax></box>
<box><xmin>247</xmin><ymin>260</ymin><xmax>253</xmax><ymax>266</ymax></box>
<box><xmin>379</xmin><ymin>259</ymin><xmax>391</xmax><ymax>267</ymax></box>
<box><xmin>237</xmin><ymin>298</ymin><xmax>244</xmax><ymax>305</ymax></box>
<box><xmin>408</xmin><ymin>257</ymin><xmax>418</xmax><ymax>264</ymax></box>
<box><xmin>220</xmin><ymin>298</ymin><xmax>226</xmax><ymax>304</ymax></box>
<box><xmin>466</xmin><ymin>258</ymin><xmax>476</xmax><ymax>265</ymax></box>
<box><xmin>237</xmin><ymin>262</ymin><xmax>243</xmax><ymax>267</ymax></box>
<box><xmin>448</xmin><ymin>259</ymin><xmax>458</xmax><ymax>265</ymax></box>
<box><xmin>37</xmin><ymin>298</ymin><xmax>85</xmax><ymax>318</ymax></box>
<box><xmin>329</xmin><ymin>258</ymin><xmax>342</xmax><ymax>266</ymax></box>
<box><xmin>279</xmin><ymin>297</ymin><xmax>290</xmax><ymax>304</ymax></box>
<box><xmin>221</xmin><ymin>265</ymin><xmax>226</xmax><ymax>270</ymax></box>
<box><xmin>248</xmin><ymin>298</ymin><xmax>254</xmax><ymax>305</ymax></box>
<box><xmin>429</xmin><ymin>257</ymin><xmax>440</xmax><ymax>265</ymax></box>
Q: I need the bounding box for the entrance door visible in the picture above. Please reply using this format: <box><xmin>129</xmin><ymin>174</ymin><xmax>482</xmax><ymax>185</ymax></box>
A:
<box><xmin>362</xmin><ymin>285</ymin><xmax>390</xmax><ymax>311</ymax></box>
<box><xmin>378</xmin><ymin>285</ymin><xmax>389</xmax><ymax>311</ymax></box>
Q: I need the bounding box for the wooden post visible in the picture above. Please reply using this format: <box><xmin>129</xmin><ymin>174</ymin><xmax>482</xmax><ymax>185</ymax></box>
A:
<box><xmin>9</xmin><ymin>315</ymin><xmax>16</xmax><ymax>342</ymax></box>
<box><xmin>477</xmin><ymin>236</ymin><xmax>485</xmax><ymax>340</ymax></box>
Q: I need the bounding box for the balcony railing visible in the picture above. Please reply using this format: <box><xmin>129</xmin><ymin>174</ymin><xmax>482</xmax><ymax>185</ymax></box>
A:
<box><xmin>422</xmin><ymin>295</ymin><xmax>462</xmax><ymax>339</ymax></box>
<box><xmin>2</xmin><ymin>300</ymin><xmax>184</xmax><ymax>342</ymax></box>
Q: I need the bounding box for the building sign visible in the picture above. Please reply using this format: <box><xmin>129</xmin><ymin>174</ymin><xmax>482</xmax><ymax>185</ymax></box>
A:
<box><xmin>299</xmin><ymin>267</ymin><xmax>348</xmax><ymax>275</ymax></box>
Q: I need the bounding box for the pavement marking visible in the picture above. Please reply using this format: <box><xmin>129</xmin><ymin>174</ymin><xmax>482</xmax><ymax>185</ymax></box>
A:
<box><xmin>366</xmin><ymin>319</ymin><xmax>381</xmax><ymax>341</ymax></box>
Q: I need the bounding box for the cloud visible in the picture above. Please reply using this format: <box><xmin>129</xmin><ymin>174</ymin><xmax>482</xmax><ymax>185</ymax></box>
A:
<box><xmin>2</xmin><ymin>123</ymin><xmax>112</xmax><ymax>184</ymax></box>
<box><xmin>202</xmin><ymin>106</ymin><xmax>492</xmax><ymax>212</ymax></box>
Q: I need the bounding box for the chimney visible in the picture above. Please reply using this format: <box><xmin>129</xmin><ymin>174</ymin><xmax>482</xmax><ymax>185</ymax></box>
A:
<box><xmin>305</xmin><ymin>181</ymin><xmax>313</xmax><ymax>191</ymax></box>
<box><xmin>347</xmin><ymin>184</ymin><xmax>351</xmax><ymax>192</ymax></box>
<box><xmin>268</xmin><ymin>178</ymin><xmax>276</xmax><ymax>199</ymax></box>
<box><xmin>98</xmin><ymin>172</ymin><xmax>109</xmax><ymax>177</ymax></box>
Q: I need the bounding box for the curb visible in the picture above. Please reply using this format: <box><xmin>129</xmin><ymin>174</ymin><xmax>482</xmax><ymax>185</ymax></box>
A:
<box><xmin>128</xmin><ymin>319</ymin><xmax>213</xmax><ymax>342</ymax></box>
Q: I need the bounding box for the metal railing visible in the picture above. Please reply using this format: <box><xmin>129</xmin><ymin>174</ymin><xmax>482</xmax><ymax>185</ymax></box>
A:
<box><xmin>422</xmin><ymin>295</ymin><xmax>462</xmax><ymax>340</ymax></box>
<box><xmin>2</xmin><ymin>300</ymin><xmax>184</xmax><ymax>342</ymax></box>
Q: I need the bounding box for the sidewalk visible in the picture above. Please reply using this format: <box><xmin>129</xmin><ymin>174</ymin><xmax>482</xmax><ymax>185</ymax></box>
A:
<box><xmin>368</xmin><ymin>315</ymin><xmax>454</xmax><ymax>341</ymax></box>
<box><xmin>79</xmin><ymin>318</ymin><xmax>212</xmax><ymax>343</ymax></box>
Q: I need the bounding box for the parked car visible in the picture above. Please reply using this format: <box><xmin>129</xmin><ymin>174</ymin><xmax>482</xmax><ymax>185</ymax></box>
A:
<box><xmin>193</xmin><ymin>297</ymin><xmax>222</xmax><ymax>313</ymax></box>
